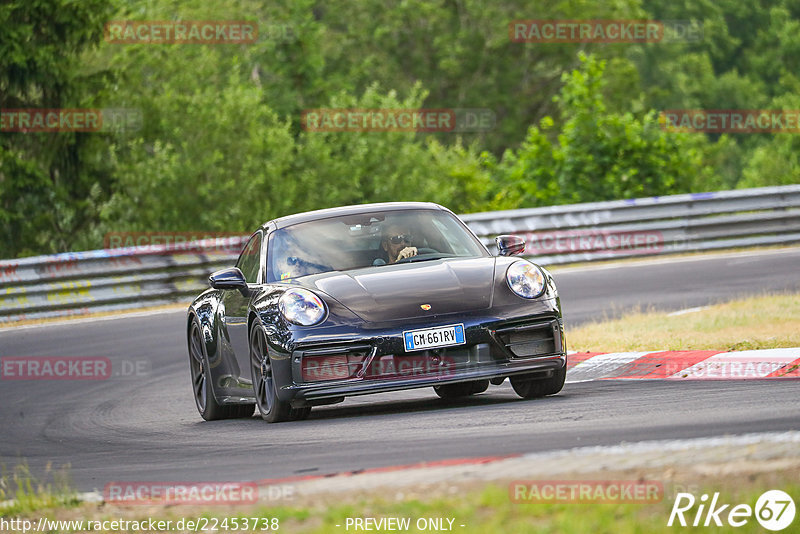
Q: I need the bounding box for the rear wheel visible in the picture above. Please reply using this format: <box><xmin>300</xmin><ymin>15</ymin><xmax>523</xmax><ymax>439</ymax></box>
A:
<box><xmin>189</xmin><ymin>321</ymin><xmax>254</xmax><ymax>420</ymax></box>
<box><xmin>250</xmin><ymin>324</ymin><xmax>311</xmax><ymax>423</ymax></box>
<box><xmin>510</xmin><ymin>365</ymin><xmax>566</xmax><ymax>399</ymax></box>
<box><xmin>434</xmin><ymin>379</ymin><xmax>490</xmax><ymax>399</ymax></box>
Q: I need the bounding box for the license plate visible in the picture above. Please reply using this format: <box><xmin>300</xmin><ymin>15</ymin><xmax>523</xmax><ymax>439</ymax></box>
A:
<box><xmin>403</xmin><ymin>324</ymin><xmax>465</xmax><ymax>352</ymax></box>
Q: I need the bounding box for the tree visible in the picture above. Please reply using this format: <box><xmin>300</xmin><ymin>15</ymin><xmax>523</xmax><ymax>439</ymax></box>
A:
<box><xmin>0</xmin><ymin>0</ymin><xmax>116</xmax><ymax>257</ymax></box>
<box><xmin>493</xmin><ymin>53</ymin><xmax>715</xmax><ymax>206</ymax></box>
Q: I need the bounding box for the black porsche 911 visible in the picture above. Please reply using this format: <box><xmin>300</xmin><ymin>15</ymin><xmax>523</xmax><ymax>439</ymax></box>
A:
<box><xmin>186</xmin><ymin>202</ymin><xmax>566</xmax><ymax>422</ymax></box>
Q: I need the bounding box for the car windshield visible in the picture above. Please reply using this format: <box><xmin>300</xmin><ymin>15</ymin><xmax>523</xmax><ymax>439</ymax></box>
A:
<box><xmin>266</xmin><ymin>209</ymin><xmax>487</xmax><ymax>282</ymax></box>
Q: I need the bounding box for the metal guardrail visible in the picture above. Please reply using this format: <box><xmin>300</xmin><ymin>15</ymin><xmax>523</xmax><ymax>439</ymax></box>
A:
<box><xmin>1</xmin><ymin>185</ymin><xmax>799</xmax><ymax>323</ymax></box>
<box><xmin>462</xmin><ymin>184</ymin><xmax>800</xmax><ymax>264</ymax></box>
<box><xmin>0</xmin><ymin>242</ymin><xmax>244</xmax><ymax>323</ymax></box>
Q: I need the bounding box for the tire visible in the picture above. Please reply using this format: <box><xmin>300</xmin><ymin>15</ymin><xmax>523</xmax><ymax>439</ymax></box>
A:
<box><xmin>434</xmin><ymin>379</ymin><xmax>490</xmax><ymax>399</ymax></box>
<box><xmin>250</xmin><ymin>324</ymin><xmax>311</xmax><ymax>423</ymax></box>
<box><xmin>188</xmin><ymin>321</ymin><xmax>254</xmax><ymax>420</ymax></box>
<box><xmin>510</xmin><ymin>365</ymin><xmax>566</xmax><ymax>399</ymax></box>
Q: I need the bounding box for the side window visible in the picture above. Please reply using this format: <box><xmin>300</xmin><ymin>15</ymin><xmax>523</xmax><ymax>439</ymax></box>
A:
<box><xmin>236</xmin><ymin>233</ymin><xmax>262</xmax><ymax>283</ymax></box>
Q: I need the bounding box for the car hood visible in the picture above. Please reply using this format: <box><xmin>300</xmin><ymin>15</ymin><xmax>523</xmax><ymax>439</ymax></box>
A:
<box><xmin>306</xmin><ymin>257</ymin><xmax>497</xmax><ymax>323</ymax></box>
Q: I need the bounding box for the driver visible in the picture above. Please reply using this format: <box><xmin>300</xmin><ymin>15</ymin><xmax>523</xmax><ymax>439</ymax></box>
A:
<box><xmin>378</xmin><ymin>224</ymin><xmax>418</xmax><ymax>264</ymax></box>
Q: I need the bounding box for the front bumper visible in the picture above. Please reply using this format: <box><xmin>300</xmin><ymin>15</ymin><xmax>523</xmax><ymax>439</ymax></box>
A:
<box><xmin>288</xmin><ymin>352</ymin><xmax>564</xmax><ymax>403</ymax></box>
<box><xmin>269</xmin><ymin>306</ymin><xmax>566</xmax><ymax>404</ymax></box>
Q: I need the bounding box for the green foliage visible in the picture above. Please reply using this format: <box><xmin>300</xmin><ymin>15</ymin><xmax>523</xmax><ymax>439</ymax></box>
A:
<box><xmin>312</xmin><ymin>0</ymin><xmax>646</xmax><ymax>154</ymax></box>
<box><xmin>494</xmin><ymin>54</ymin><xmax>714</xmax><ymax>206</ymax></box>
<box><xmin>740</xmin><ymin>93</ymin><xmax>800</xmax><ymax>187</ymax></box>
<box><xmin>0</xmin><ymin>462</ymin><xmax>78</xmax><ymax>516</ymax></box>
<box><xmin>94</xmin><ymin>77</ymin><xmax>496</xmax><ymax>243</ymax></box>
<box><xmin>291</xmin><ymin>84</ymin><xmax>495</xmax><ymax>215</ymax></box>
<box><xmin>98</xmin><ymin>64</ymin><xmax>297</xmax><ymax>237</ymax></box>
<box><xmin>0</xmin><ymin>0</ymin><xmax>116</xmax><ymax>257</ymax></box>
<box><xmin>2</xmin><ymin>0</ymin><xmax>800</xmax><ymax>257</ymax></box>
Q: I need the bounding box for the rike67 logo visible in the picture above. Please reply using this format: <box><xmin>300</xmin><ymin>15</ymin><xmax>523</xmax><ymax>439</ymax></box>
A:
<box><xmin>668</xmin><ymin>490</ymin><xmax>795</xmax><ymax>530</ymax></box>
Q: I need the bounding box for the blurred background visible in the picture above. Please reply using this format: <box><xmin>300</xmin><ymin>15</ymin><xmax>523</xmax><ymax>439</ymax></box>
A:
<box><xmin>2</xmin><ymin>0</ymin><xmax>799</xmax><ymax>258</ymax></box>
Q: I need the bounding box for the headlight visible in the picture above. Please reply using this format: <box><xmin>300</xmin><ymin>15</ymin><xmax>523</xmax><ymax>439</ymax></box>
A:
<box><xmin>278</xmin><ymin>288</ymin><xmax>327</xmax><ymax>326</ymax></box>
<box><xmin>506</xmin><ymin>261</ymin><xmax>546</xmax><ymax>299</ymax></box>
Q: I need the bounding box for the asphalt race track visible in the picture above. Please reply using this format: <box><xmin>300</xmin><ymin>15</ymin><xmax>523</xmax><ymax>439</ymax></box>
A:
<box><xmin>1</xmin><ymin>248</ymin><xmax>799</xmax><ymax>492</ymax></box>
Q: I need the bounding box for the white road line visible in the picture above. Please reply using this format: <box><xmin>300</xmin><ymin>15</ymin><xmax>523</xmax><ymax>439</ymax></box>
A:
<box><xmin>567</xmin><ymin>352</ymin><xmax>651</xmax><ymax>382</ymax></box>
<box><xmin>520</xmin><ymin>431</ymin><xmax>800</xmax><ymax>460</ymax></box>
<box><xmin>667</xmin><ymin>306</ymin><xmax>710</xmax><ymax>316</ymax></box>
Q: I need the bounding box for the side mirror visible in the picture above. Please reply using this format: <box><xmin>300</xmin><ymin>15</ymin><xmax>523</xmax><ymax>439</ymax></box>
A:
<box><xmin>495</xmin><ymin>235</ymin><xmax>525</xmax><ymax>256</ymax></box>
<box><xmin>209</xmin><ymin>267</ymin><xmax>250</xmax><ymax>296</ymax></box>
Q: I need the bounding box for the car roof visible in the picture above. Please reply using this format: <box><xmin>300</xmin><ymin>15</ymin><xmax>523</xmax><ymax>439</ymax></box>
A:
<box><xmin>262</xmin><ymin>202</ymin><xmax>448</xmax><ymax>230</ymax></box>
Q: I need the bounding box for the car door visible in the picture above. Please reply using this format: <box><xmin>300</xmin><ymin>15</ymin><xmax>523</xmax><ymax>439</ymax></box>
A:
<box><xmin>221</xmin><ymin>231</ymin><xmax>263</xmax><ymax>387</ymax></box>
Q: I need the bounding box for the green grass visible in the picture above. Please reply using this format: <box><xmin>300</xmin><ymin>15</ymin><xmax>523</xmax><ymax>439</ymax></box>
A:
<box><xmin>0</xmin><ymin>462</ymin><xmax>79</xmax><ymax>517</ymax></box>
<box><xmin>287</xmin><ymin>481</ymin><xmax>800</xmax><ymax>534</ymax></box>
<box><xmin>567</xmin><ymin>292</ymin><xmax>800</xmax><ymax>352</ymax></box>
<box><xmin>4</xmin><ymin>474</ymin><xmax>797</xmax><ymax>533</ymax></box>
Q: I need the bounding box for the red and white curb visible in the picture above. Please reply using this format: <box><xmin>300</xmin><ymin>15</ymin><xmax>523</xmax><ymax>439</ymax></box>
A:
<box><xmin>566</xmin><ymin>348</ymin><xmax>800</xmax><ymax>382</ymax></box>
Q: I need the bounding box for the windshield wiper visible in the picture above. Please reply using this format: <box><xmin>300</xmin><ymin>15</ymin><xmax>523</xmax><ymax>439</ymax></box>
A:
<box><xmin>402</xmin><ymin>253</ymin><xmax>453</xmax><ymax>263</ymax></box>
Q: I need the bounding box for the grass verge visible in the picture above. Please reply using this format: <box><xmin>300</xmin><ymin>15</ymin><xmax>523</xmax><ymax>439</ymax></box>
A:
<box><xmin>2</xmin><ymin>468</ymin><xmax>797</xmax><ymax>533</ymax></box>
<box><xmin>0</xmin><ymin>463</ymin><xmax>79</xmax><ymax>516</ymax></box>
<box><xmin>566</xmin><ymin>292</ymin><xmax>800</xmax><ymax>352</ymax></box>
<box><xmin>0</xmin><ymin>303</ymin><xmax>186</xmax><ymax>329</ymax></box>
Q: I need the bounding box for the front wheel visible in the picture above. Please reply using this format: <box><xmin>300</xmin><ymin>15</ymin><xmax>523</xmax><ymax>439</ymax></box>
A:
<box><xmin>510</xmin><ymin>365</ymin><xmax>566</xmax><ymax>399</ymax></box>
<box><xmin>250</xmin><ymin>324</ymin><xmax>311</xmax><ymax>423</ymax></box>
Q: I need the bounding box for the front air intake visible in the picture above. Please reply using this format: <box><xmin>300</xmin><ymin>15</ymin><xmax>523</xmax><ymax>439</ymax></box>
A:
<box><xmin>298</xmin><ymin>345</ymin><xmax>371</xmax><ymax>383</ymax></box>
<box><xmin>494</xmin><ymin>320</ymin><xmax>561</xmax><ymax>358</ymax></box>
